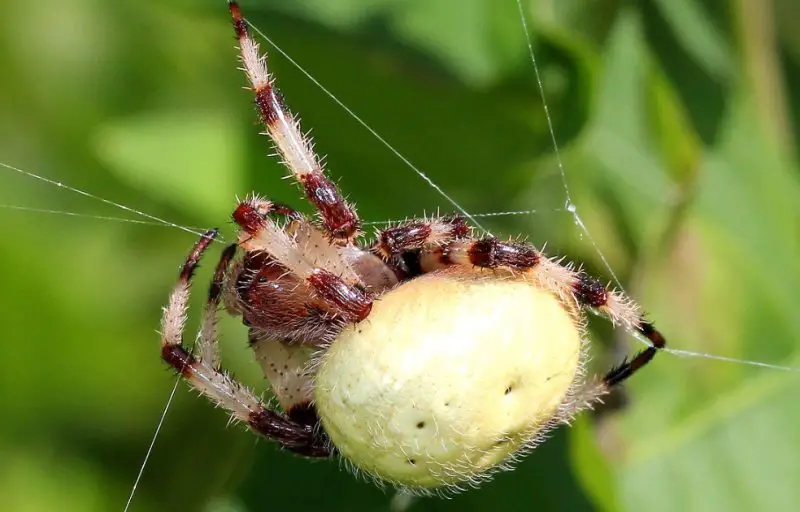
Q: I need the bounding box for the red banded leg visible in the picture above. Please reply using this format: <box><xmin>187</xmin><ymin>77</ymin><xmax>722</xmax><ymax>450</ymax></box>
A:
<box><xmin>572</xmin><ymin>275</ymin><xmax>666</xmax><ymax>386</ymax></box>
<box><xmin>420</xmin><ymin>236</ymin><xmax>667</xmax><ymax>387</ymax></box>
<box><xmin>160</xmin><ymin>230</ymin><xmax>332</xmax><ymax>457</ymax></box>
<box><xmin>228</xmin><ymin>1</ymin><xmax>358</xmax><ymax>241</ymax></box>
<box><xmin>242</xmin><ymin>195</ymin><xmax>304</xmax><ymax>223</ymax></box>
<box><xmin>233</xmin><ymin>200</ymin><xmax>373</xmax><ymax>323</ymax></box>
<box><xmin>371</xmin><ymin>215</ymin><xmax>471</xmax><ymax>260</ymax></box>
<box><xmin>194</xmin><ymin>241</ymin><xmax>238</xmax><ymax>368</ymax></box>
<box><xmin>232</xmin><ymin>250</ymin><xmax>347</xmax><ymax>345</ymax></box>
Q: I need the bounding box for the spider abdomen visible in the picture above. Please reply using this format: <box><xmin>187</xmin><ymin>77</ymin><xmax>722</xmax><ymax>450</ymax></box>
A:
<box><xmin>314</xmin><ymin>270</ymin><xmax>585</xmax><ymax>490</ymax></box>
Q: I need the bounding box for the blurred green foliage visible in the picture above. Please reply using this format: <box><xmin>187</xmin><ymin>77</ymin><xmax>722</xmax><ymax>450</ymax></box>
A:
<box><xmin>1</xmin><ymin>0</ymin><xmax>799</xmax><ymax>510</ymax></box>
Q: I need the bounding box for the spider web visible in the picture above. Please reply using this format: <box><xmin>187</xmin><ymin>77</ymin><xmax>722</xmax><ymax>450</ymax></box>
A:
<box><xmin>0</xmin><ymin>1</ymin><xmax>798</xmax><ymax>510</ymax></box>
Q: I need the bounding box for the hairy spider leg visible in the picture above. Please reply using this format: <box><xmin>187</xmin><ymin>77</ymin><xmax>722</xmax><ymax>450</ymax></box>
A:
<box><xmin>160</xmin><ymin>230</ymin><xmax>332</xmax><ymax>457</ymax></box>
<box><xmin>194</xmin><ymin>242</ymin><xmax>238</xmax><ymax>368</ymax></box>
<box><xmin>241</xmin><ymin>195</ymin><xmax>305</xmax><ymax>222</ymax></box>
<box><xmin>233</xmin><ymin>201</ymin><xmax>373</xmax><ymax>323</ymax></box>
<box><xmin>228</xmin><ymin>1</ymin><xmax>359</xmax><ymax>241</ymax></box>
<box><xmin>370</xmin><ymin>215</ymin><xmax>472</xmax><ymax>260</ymax></box>
<box><xmin>569</xmin><ymin>273</ymin><xmax>666</xmax><ymax>385</ymax></box>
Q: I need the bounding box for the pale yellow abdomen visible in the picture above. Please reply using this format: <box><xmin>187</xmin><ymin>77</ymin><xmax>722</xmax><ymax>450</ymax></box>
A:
<box><xmin>314</xmin><ymin>271</ymin><xmax>584</xmax><ymax>490</ymax></box>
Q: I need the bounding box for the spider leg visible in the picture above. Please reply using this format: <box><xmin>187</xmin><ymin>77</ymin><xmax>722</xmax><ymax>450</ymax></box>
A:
<box><xmin>160</xmin><ymin>230</ymin><xmax>332</xmax><ymax>457</ymax></box>
<box><xmin>417</xmin><ymin>236</ymin><xmax>667</xmax><ymax>386</ymax></box>
<box><xmin>194</xmin><ymin>241</ymin><xmax>238</xmax><ymax>368</ymax></box>
<box><xmin>370</xmin><ymin>214</ymin><xmax>471</xmax><ymax>260</ymax></box>
<box><xmin>242</xmin><ymin>196</ymin><xmax>304</xmax><ymax>223</ymax></box>
<box><xmin>233</xmin><ymin>200</ymin><xmax>373</xmax><ymax>323</ymax></box>
<box><xmin>228</xmin><ymin>1</ymin><xmax>359</xmax><ymax>241</ymax></box>
<box><xmin>230</xmin><ymin>250</ymin><xmax>347</xmax><ymax>345</ymax></box>
<box><xmin>573</xmin><ymin>274</ymin><xmax>666</xmax><ymax>387</ymax></box>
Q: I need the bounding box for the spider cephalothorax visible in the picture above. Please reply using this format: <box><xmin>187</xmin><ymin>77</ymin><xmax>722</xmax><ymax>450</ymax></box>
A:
<box><xmin>160</xmin><ymin>1</ymin><xmax>667</xmax><ymax>492</ymax></box>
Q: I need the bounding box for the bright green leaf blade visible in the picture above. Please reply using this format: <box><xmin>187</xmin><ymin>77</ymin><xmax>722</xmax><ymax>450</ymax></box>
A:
<box><xmin>622</xmin><ymin>368</ymin><xmax>800</xmax><ymax>511</ymax></box>
<box><xmin>617</xmin><ymin>88</ymin><xmax>800</xmax><ymax>512</ymax></box>
<box><xmin>94</xmin><ymin>109</ymin><xmax>244</xmax><ymax>222</ymax></box>
<box><xmin>260</xmin><ymin>0</ymin><xmax>400</xmax><ymax>28</ymax></box>
<box><xmin>651</xmin><ymin>0</ymin><xmax>734</xmax><ymax>79</ymax></box>
<box><xmin>262</xmin><ymin>0</ymin><xmax>526</xmax><ymax>85</ymax></box>
<box><xmin>583</xmin><ymin>9</ymin><xmax>670</xmax><ymax>238</ymax></box>
<box><xmin>570</xmin><ymin>416</ymin><xmax>620</xmax><ymax>512</ymax></box>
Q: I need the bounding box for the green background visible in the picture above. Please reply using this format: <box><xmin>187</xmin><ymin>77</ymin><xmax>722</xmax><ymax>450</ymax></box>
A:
<box><xmin>1</xmin><ymin>0</ymin><xmax>799</xmax><ymax>510</ymax></box>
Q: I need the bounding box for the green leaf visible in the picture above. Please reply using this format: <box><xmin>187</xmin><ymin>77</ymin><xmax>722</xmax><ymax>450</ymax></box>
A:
<box><xmin>261</xmin><ymin>0</ymin><xmax>526</xmax><ymax>85</ymax></box>
<box><xmin>570</xmin><ymin>416</ymin><xmax>620</xmax><ymax>512</ymax></box>
<box><xmin>616</xmin><ymin>89</ymin><xmax>800</xmax><ymax>512</ymax></box>
<box><xmin>582</xmin><ymin>9</ymin><xmax>670</xmax><ymax>239</ymax></box>
<box><xmin>390</xmin><ymin>0</ymin><xmax>523</xmax><ymax>85</ymax></box>
<box><xmin>260</xmin><ymin>0</ymin><xmax>400</xmax><ymax>28</ymax></box>
<box><xmin>94</xmin><ymin>109</ymin><xmax>244</xmax><ymax>222</ymax></box>
<box><xmin>651</xmin><ymin>0</ymin><xmax>734</xmax><ymax>79</ymax></box>
<box><xmin>622</xmin><ymin>367</ymin><xmax>800</xmax><ymax>511</ymax></box>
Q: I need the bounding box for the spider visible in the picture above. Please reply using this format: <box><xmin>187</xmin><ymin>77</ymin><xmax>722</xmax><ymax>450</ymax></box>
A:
<box><xmin>160</xmin><ymin>1</ymin><xmax>666</xmax><ymax>493</ymax></box>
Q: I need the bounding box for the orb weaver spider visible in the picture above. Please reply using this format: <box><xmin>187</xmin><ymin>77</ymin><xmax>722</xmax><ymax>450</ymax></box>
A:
<box><xmin>159</xmin><ymin>1</ymin><xmax>666</xmax><ymax>493</ymax></box>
